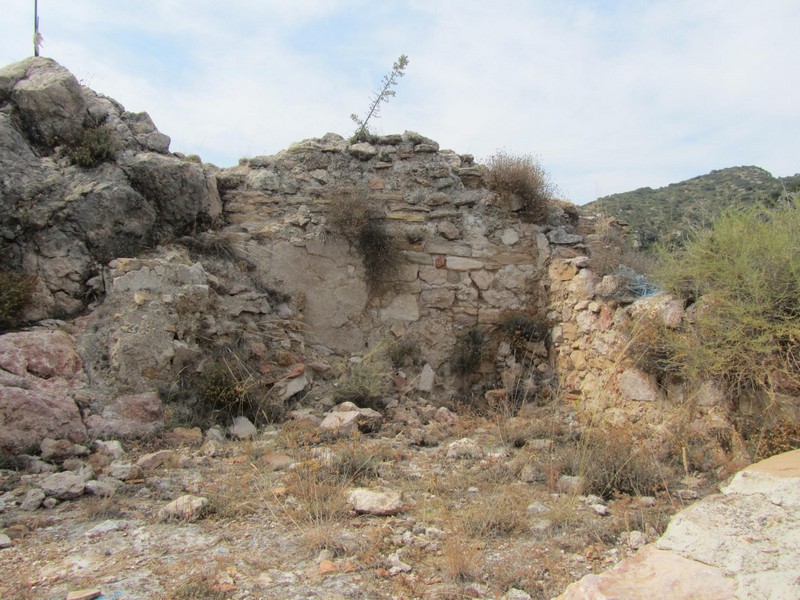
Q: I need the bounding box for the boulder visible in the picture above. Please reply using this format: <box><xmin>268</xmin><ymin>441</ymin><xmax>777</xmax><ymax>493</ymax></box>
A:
<box><xmin>85</xmin><ymin>392</ymin><xmax>164</xmax><ymax>439</ymax></box>
<box><xmin>618</xmin><ymin>368</ymin><xmax>663</xmax><ymax>403</ymax></box>
<box><xmin>39</xmin><ymin>472</ymin><xmax>86</xmax><ymax>500</ymax></box>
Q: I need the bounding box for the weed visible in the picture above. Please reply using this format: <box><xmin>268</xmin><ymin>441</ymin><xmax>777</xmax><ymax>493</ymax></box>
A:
<box><xmin>485</xmin><ymin>150</ymin><xmax>554</xmax><ymax>222</ymax></box>
<box><xmin>388</xmin><ymin>338</ymin><xmax>421</xmax><ymax>368</ymax></box>
<box><xmin>282</xmin><ymin>459</ymin><xmax>350</xmax><ymax>525</ymax></box>
<box><xmin>333</xmin><ymin>351</ymin><xmax>392</xmax><ymax>409</ymax></box>
<box><xmin>64</xmin><ymin>124</ymin><xmax>118</xmax><ymax>167</ymax></box>
<box><xmin>0</xmin><ymin>271</ymin><xmax>35</xmax><ymax>331</ymax></box>
<box><xmin>451</xmin><ymin>327</ymin><xmax>486</xmax><ymax>375</ymax></box>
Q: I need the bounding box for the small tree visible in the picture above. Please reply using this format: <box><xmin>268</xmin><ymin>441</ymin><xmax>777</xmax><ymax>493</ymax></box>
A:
<box><xmin>350</xmin><ymin>54</ymin><xmax>409</xmax><ymax>142</ymax></box>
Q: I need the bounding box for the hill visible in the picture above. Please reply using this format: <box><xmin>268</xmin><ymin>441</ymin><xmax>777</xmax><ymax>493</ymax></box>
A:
<box><xmin>585</xmin><ymin>166</ymin><xmax>800</xmax><ymax>248</ymax></box>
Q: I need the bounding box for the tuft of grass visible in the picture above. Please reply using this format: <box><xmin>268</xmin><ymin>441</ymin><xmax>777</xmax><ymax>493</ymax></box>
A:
<box><xmin>485</xmin><ymin>150</ymin><xmax>554</xmax><ymax>222</ymax></box>
<box><xmin>655</xmin><ymin>202</ymin><xmax>800</xmax><ymax>398</ymax></box>
<box><xmin>0</xmin><ymin>271</ymin><xmax>35</xmax><ymax>331</ymax></box>
<box><xmin>64</xmin><ymin>124</ymin><xmax>118</xmax><ymax>167</ymax></box>
<box><xmin>332</xmin><ymin>351</ymin><xmax>392</xmax><ymax>409</ymax></box>
<box><xmin>83</xmin><ymin>494</ymin><xmax>124</xmax><ymax>520</ymax></box>
<box><xmin>461</xmin><ymin>487</ymin><xmax>529</xmax><ymax>538</ymax></box>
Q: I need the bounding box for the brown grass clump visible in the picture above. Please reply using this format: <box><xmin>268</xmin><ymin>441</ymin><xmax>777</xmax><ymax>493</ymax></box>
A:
<box><xmin>485</xmin><ymin>150</ymin><xmax>555</xmax><ymax>222</ymax></box>
<box><xmin>440</xmin><ymin>536</ymin><xmax>479</xmax><ymax>582</ymax></box>
<box><xmin>560</xmin><ymin>427</ymin><xmax>674</xmax><ymax>500</ymax></box>
<box><xmin>168</xmin><ymin>571</ymin><xmax>229</xmax><ymax>600</ymax></box>
<box><xmin>332</xmin><ymin>351</ymin><xmax>393</xmax><ymax>409</ymax></box>
<box><xmin>461</xmin><ymin>486</ymin><xmax>529</xmax><ymax>538</ymax></box>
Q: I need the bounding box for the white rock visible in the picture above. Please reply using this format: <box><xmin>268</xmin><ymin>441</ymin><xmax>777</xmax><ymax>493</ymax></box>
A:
<box><xmin>0</xmin><ymin>533</ymin><xmax>11</xmax><ymax>549</ymax></box>
<box><xmin>158</xmin><ymin>495</ymin><xmax>209</xmax><ymax>521</ymax></box>
<box><xmin>39</xmin><ymin>472</ymin><xmax>85</xmax><ymax>499</ymax></box>
<box><xmin>348</xmin><ymin>488</ymin><xmax>402</xmax><ymax>516</ymax></box>
<box><xmin>230</xmin><ymin>416</ymin><xmax>257</xmax><ymax>440</ymax></box>
<box><xmin>417</xmin><ymin>364</ymin><xmax>435</xmax><ymax>392</ymax></box>
<box><xmin>446</xmin><ymin>438</ymin><xmax>483</xmax><ymax>459</ymax></box>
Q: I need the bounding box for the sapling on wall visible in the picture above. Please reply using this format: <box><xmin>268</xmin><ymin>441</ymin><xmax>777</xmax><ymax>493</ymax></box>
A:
<box><xmin>351</xmin><ymin>54</ymin><xmax>409</xmax><ymax>142</ymax></box>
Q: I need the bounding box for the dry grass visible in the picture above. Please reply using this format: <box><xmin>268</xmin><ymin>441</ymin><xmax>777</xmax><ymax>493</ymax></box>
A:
<box><xmin>332</xmin><ymin>350</ymin><xmax>393</xmax><ymax>409</ymax></box>
<box><xmin>440</xmin><ymin>536</ymin><xmax>479</xmax><ymax>582</ymax></box>
<box><xmin>461</xmin><ymin>486</ymin><xmax>529</xmax><ymax>538</ymax></box>
<box><xmin>83</xmin><ymin>494</ymin><xmax>124</xmax><ymax>520</ymax></box>
<box><xmin>168</xmin><ymin>571</ymin><xmax>229</xmax><ymax>600</ymax></box>
<box><xmin>485</xmin><ymin>150</ymin><xmax>554</xmax><ymax>222</ymax></box>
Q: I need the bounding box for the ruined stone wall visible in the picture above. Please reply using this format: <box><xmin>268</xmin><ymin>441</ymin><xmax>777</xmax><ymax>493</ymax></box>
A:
<box><xmin>214</xmin><ymin>132</ymin><xmax>573</xmax><ymax>374</ymax></box>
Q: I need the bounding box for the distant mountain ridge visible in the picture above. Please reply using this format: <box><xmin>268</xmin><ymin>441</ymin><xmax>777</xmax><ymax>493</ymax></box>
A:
<box><xmin>584</xmin><ymin>166</ymin><xmax>800</xmax><ymax>248</ymax></box>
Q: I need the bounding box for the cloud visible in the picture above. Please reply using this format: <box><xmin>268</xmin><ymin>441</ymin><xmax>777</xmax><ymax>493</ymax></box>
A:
<box><xmin>1</xmin><ymin>0</ymin><xmax>798</xmax><ymax>203</ymax></box>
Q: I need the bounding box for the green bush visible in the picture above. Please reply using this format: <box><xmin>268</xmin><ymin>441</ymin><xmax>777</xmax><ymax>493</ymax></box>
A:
<box><xmin>656</xmin><ymin>202</ymin><xmax>800</xmax><ymax>396</ymax></box>
<box><xmin>0</xmin><ymin>271</ymin><xmax>35</xmax><ymax>331</ymax></box>
<box><xmin>65</xmin><ymin>125</ymin><xmax>118</xmax><ymax>168</ymax></box>
<box><xmin>485</xmin><ymin>151</ymin><xmax>554</xmax><ymax>222</ymax></box>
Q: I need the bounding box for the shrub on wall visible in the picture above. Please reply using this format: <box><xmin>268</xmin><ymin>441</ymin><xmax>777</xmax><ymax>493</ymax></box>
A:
<box><xmin>329</xmin><ymin>190</ymin><xmax>400</xmax><ymax>293</ymax></box>
<box><xmin>485</xmin><ymin>151</ymin><xmax>554</xmax><ymax>223</ymax></box>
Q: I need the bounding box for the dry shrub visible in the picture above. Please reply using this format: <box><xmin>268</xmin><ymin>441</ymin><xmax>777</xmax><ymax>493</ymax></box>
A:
<box><xmin>64</xmin><ymin>124</ymin><xmax>118</xmax><ymax>167</ymax></box>
<box><xmin>626</xmin><ymin>312</ymin><xmax>678</xmax><ymax>381</ymax></box>
<box><xmin>440</xmin><ymin>536</ymin><xmax>478</xmax><ymax>582</ymax></box>
<box><xmin>333</xmin><ymin>351</ymin><xmax>392</xmax><ymax>409</ymax></box>
<box><xmin>169</xmin><ymin>572</ymin><xmax>229</xmax><ymax>600</ymax></box>
<box><xmin>588</xmin><ymin>219</ymin><xmax>657</xmax><ymax>278</ymax></box>
<box><xmin>83</xmin><ymin>494</ymin><xmax>124</xmax><ymax>520</ymax></box>
<box><xmin>388</xmin><ymin>338</ymin><xmax>421</xmax><ymax>368</ymax></box>
<box><xmin>485</xmin><ymin>150</ymin><xmax>554</xmax><ymax>223</ymax></box>
<box><xmin>497</xmin><ymin>310</ymin><xmax>548</xmax><ymax>355</ymax></box>
<box><xmin>329</xmin><ymin>189</ymin><xmax>399</xmax><ymax>292</ymax></box>
<box><xmin>451</xmin><ymin>327</ymin><xmax>486</xmax><ymax>375</ymax></box>
<box><xmin>563</xmin><ymin>428</ymin><xmax>674</xmax><ymax>500</ymax></box>
<box><xmin>461</xmin><ymin>487</ymin><xmax>529</xmax><ymax>538</ymax></box>
<box><xmin>745</xmin><ymin>419</ymin><xmax>800</xmax><ymax>461</ymax></box>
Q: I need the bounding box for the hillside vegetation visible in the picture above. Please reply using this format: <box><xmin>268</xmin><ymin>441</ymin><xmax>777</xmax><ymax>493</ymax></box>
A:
<box><xmin>586</xmin><ymin>166</ymin><xmax>800</xmax><ymax>249</ymax></box>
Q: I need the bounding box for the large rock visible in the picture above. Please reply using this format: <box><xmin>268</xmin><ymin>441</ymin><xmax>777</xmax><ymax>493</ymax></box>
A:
<box><xmin>557</xmin><ymin>450</ymin><xmax>800</xmax><ymax>600</ymax></box>
<box><xmin>85</xmin><ymin>392</ymin><xmax>164</xmax><ymax>439</ymax></box>
<box><xmin>347</xmin><ymin>488</ymin><xmax>403</xmax><ymax>516</ymax></box>
<box><xmin>5</xmin><ymin>58</ymin><xmax>86</xmax><ymax>146</ymax></box>
<box><xmin>0</xmin><ymin>331</ymin><xmax>87</xmax><ymax>452</ymax></box>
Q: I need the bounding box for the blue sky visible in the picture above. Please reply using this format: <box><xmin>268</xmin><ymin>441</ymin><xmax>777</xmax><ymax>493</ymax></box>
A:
<box><xmin>2</xmin><ymin>0</ymin><xmax>798</xmax><ymax>204</ymax></box>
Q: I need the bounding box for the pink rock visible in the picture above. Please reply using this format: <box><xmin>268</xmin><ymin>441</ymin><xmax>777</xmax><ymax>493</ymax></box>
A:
<box><xmin>555</xmin><ymin>545</ymin><xmax>735</xmax><ymax>599</ymax></box>
<box><xmin>0</xmin><ymin>331</ymin><xmax>83</xmax><ymax>380</ymax></box>
<box><xmin>85</xmin><ymin>392</ymin><xmax>164</xmax><ymax>438</ymax></box>
<box><xmin>0</xmin><ymin>386</ymin><xmax>86</xmax><ymax>452</ymax></box>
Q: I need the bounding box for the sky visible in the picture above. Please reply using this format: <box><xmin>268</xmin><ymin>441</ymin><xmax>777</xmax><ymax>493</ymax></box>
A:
<box><xmin>2</xmin><ymin>1</ymin><xmax>799</xmax><ymax>205</ymax></box>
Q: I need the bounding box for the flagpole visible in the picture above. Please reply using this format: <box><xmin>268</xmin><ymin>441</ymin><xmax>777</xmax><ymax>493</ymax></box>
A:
<box><xmin>34</xmin><ymin>0</ymin><xmax>40</xmax><ymax>56</ymax></box>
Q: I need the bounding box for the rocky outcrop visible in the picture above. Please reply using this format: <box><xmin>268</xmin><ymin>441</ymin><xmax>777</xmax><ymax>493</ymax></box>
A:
<box><xmin>0</xmin><ymin>57</ymin><xmax>220</xmax><ymax>321</ymax></box>
<box><xmin>556</xmin><ymin>450</ymin><xmax>800</xmax><ymax>600</ymax></box>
